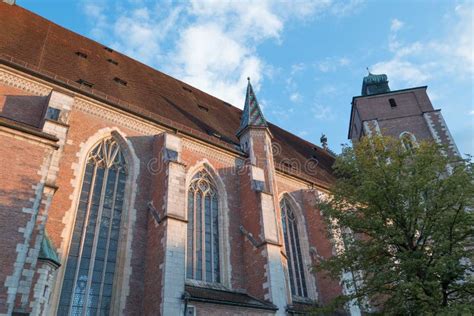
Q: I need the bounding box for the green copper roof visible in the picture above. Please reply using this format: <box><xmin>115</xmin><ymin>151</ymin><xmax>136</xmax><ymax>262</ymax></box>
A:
<box><xmin>236</xmin><ymin>79</ymin><xmax>268</xmax><ymax>136</ymax></box>
<box><xmin>361</xmin><ymin>72</ymin><xmax>390</xmax><ymax>96</ymax></box>
<box><xmin>39</xmin><ymin>233</ymin><xmax>61</xmax><ymax>266</ymax></box>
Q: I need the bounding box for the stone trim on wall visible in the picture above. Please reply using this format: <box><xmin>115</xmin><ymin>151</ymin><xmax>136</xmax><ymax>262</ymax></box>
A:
<box><xmin>0</xmin><ymin>67</ymin><xmax>52</xmax><ymax>96</ymax></box>
<box><xmin>423</xmin><ymin>111</ymin><xmax>461</xmax><ymax>157</ymax></box>
<box><xmin>30</xmin><ymin>261</ymin><xmax>58</xmax><ymax>316</ymax></box>
<box><xmin>74</xmin><ymin>98</ymin><xmax>163</xmax><ymax>136</ymax></box>
<box><xmin>3</xmin><ymin>155</ymin><xmax>55</xmax><ymax>315</ymax></box>
<box><xmin>362</xmin><ymin>120</ymin><xmax>381</xmax><ymax>137</ymax></box>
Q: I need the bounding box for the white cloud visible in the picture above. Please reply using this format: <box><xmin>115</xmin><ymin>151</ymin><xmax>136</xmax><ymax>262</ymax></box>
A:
<box><xmin>390</xmin><ymin>18</ymin><xmax>404</xmax><ymax>32</ymax></box>
<box><xmin>270</xmin><ymin>106</ymin><xmax>294</xmax><ymax>121</ymax></box>
<box><xmin>372</xmin><ymin>2</ymin><xmax>473</xmax><ymax>89</ymax></box>
<box><xmin>170</xmin><ymin>22</ymin><xmax>263</xmax><ymax>106</ymax></box>
<box><xmin>291</xmin><ymin>63</ymin><xmax>306</xmax><ymax>75</ymax></box>
<box><xmin>319</xmin><ymin>84</ymin><xmax>337</xmax><ymax>95</ymax></box>
<box><xmin>81</xmin><ymin>0</ymin><xmax>365</xmax><ymax>108</ymax></box>
<box><xmin>312</xmin><ymin>104</ymin><xmax>333</xmax><ymax>120</ymax></box>
<box><xmin>371</xmin><ymin>59</ymin><xmax>430</xmax><ymax>87</ymax></box>
<box><xmin>290</xmin><ymin>92</ymin><xmax>302</xmax><ymax>103</ymax></box>
<box><xmin>469</xmin><ymin>110</ymin><xmax>474</xmax><ymax>115</ymax></box>
<box><xmin>316</xmin><ymin>56</ymin><xmax>351</xmax><ymax>73</ymax></box>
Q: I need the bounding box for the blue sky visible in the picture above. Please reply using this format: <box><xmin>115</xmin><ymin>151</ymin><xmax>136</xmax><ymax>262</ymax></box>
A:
<box><xmin>19</xmin><ymin>0</ymin><xmax>473</xmax><ymax>156</ymax></box>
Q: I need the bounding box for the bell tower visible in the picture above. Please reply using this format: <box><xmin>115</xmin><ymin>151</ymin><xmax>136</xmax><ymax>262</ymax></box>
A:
<box><xmin>348</xmin><ymin>72</ymin><xmax>461</xmax><ymax>157</ymax></box>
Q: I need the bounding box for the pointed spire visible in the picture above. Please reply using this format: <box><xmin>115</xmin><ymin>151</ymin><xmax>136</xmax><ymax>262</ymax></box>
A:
<box><xmin>236</xmin><ymin>78</ymin><xmax>268</xmax><ymax>137</ymax></box>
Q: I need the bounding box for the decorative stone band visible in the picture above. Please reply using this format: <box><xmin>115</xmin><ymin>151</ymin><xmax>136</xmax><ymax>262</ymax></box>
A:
<box><xmin>0</xmin><ymin>66</ymin><xmax>51</xmax><ymax>96</ymax></box>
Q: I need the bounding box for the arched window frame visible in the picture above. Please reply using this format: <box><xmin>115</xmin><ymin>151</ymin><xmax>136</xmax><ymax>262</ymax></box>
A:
<box><xmin>279</xmin><ymin>193</ymin><xmax>318</xmax><ymax>301</ymax></box>
<box><xmin>184</xmin><ymin>161</ymin><xmax>231</xmax><ymax>287</ymax></box>
<box><xmin>399</xmin><ymin>131</ymin><xmax>417</xmax><ymax>152</ymax></box>
<box><xmin>50</xmin><ymin>129</ymin><xmax>139</xmax><ymax>316</ymax></box>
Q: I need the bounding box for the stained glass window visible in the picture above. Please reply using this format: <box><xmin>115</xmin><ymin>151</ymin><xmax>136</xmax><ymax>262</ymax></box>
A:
<box><xmin>186</xmin><ymin>171</ymin><xmax>220</xmax><ymax>283</ymax></box>
<box><xmin>281</xmin><ymin>198</ymin><xmax>308</xmax><ymax>298</ymax></box>
<box><xmin>58</xmin><ymin>138</ymin><xmax>127</xmax><ymax>315</ymax></box>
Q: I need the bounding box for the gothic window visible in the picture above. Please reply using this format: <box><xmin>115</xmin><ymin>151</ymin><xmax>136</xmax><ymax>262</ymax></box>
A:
<box><xmin>400</xmin><ymin>132</ymin><xmax>417</xmax><ymax>152</ymax></box>
<box><xmin>281</xmin><ymin>197</ymin><xmax>308</xmax><ymax>298</ymax></box>
<box><xmin>58</xmin><ymin>138</ymin><xmax>127</xmax><ymax>316</ymax></box>
<box><xmin>186</xmin><ymin>170</ymin><xmax>220</xmax><ymax>283</ymax></box>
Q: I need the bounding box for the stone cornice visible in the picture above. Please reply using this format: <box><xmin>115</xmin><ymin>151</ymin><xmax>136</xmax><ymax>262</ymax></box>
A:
<box><xmin>74</xmin><ymin>98</ymin><xmax>164</xmax><ymax>136</ymax></box>
<box><xmin>0</xmin><ymin>66</ymin><xmax>51</xmax><ymax>96</ymax></box>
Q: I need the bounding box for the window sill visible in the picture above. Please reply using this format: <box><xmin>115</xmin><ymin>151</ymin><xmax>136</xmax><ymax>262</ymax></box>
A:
<box><xmin>185</xmin><ymin>279</ymin><xmax>228</xmax><ymax>291</ymax></box>
<box><xmin>292</xmin><ymin>296</ymin><xmax>317</xmax><ymax>304</ymax></box>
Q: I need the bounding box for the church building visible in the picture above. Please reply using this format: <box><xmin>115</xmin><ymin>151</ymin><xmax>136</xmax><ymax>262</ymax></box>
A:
<box><xmin>0</xmin><ymin>1</ymin><xmax>460</xmax><ymax>315</ymax></box>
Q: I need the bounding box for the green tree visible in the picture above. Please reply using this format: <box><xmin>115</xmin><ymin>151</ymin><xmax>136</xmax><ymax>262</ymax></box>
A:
<box><xmin>316</xmin><ymin>136</ymin><xmax>474</xmax><ymax>315</ymax></box>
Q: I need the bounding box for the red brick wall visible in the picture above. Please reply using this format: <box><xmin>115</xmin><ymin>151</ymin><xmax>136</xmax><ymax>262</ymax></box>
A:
<box><xmin>351</xmin><ymin>87</ymin><xmax>436</xmax><ymax>142</ymax></box>
<box><xmin>354</xmin><ymin>88</ymin><xmax>434</xmax><ymax>122</ymax></box>
<box><xmin>301</xmin><ymin>190</ymin><xmax>343</xmax><ymax>305</ymax></box>
<box><xmin>239</xmin><ymin>165</ymin><xmax>268</xmax><ymax>300</ymax></box>
<box><xmin>143</xmin><ymin>134</ymin><xmax>166</xmax><ymax>315</ymax></box>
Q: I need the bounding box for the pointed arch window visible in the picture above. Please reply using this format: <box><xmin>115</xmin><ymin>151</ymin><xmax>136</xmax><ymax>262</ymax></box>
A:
<box><xmin>58</xmin><ymin>138</ymin><xmax>127</xmax><ymax>316</ymax></box>
<box><xmin>400</xmin><ymin>131</ymin><xmax>417</xmax><ymax>152</ymax></box>
<box><xmin>186</xmin><ymin>170</ymin><xmax>220</xmax><ymax>283</ymax></box>
<box><xmin>281</xmin><ymin>198</ymin><xmax>308</xmax><ymax>298</ymax></box>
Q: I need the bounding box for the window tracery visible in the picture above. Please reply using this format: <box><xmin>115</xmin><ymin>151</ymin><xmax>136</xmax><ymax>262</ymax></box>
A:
<box><xmin>58</xmin><ymin>137</ymin><xmax>127</xmax><ymax>315</ymax></box>
<box><xmin>281</xmin><ymin>197</ymin><xmax>308</xmax><ymax>298</ymax></box>
<box><xmin>186</xmin><ymin>170</ymin><xmax>220</xmax><ymax>283</ymax></box>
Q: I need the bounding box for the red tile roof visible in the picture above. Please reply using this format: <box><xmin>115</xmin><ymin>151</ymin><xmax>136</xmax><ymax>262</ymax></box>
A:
<box><xmin>0</xmin><ymin>2</ymin><xmax>335</xmax><ymax>186</ymax></box>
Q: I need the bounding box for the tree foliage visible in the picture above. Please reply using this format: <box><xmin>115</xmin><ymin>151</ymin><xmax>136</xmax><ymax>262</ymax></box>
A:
<box><xmin>316</xmin><ymin>136</ymin><xmax>474</xmax><ymax>315</ymax></box>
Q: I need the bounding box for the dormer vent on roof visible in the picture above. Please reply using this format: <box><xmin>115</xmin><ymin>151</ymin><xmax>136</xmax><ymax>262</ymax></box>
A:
<box><xmin>103</xmin><ymin>46</ymin><xmax>114</xmax><ymax>53</ymax></box>
<box><xmin>113</xmin><ymin>77</ymin><xmax>127</xmax><ymax>86</ymax></box>
<box><xmin>107</xmin><ymin>58</ymin><xmax>118</xmax><ymax>65</ymax></box>
<box><xmin>76</xmin><ymin>79</ymin><xmax>94</xmax><ymax>88</ymax></box>
<box><xmin>75</xmin><ymin>51</ymin><xmax>88</xmax><ymax>59</ymax></box>
<box><xmin>182</xmin><ymin>86</ymin><xmax>193</xmax><ymax>93</ymax></box>
<box><xmin>198</xmin><ymin>104</ymin><xmax>209</xmax><ymax>112</ymax></box>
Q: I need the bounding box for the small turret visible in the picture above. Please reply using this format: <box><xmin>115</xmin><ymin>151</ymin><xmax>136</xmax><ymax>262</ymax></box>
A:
<box><xmin>361</xmin><ymin>69</ymin><xmax>390</xmax><ymax>96</ymax></box>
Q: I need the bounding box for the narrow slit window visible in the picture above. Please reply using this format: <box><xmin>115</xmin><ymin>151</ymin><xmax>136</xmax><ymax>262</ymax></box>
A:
<box><xmin>389</xmin><ymin>98</ymin><xmax>397</xmax><ymax>107</ymax></box>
